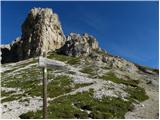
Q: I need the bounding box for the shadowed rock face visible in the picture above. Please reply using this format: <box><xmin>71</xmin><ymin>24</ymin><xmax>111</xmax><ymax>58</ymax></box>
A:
<box><xmin>1</xmin><ymin>8</ymin><xmax>66</xmax><ymax>63</ymax></box>
<box><xmin>1</xmin><ymin>44</ymin><xmax>11</xmax><ymax>63</ymax></box>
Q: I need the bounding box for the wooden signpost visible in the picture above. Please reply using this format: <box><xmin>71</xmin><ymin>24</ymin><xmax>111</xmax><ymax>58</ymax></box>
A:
<box><xmin>38</xmin><ymin>52</ymin><xmax>66</xmax><ymax>119</ymax></box>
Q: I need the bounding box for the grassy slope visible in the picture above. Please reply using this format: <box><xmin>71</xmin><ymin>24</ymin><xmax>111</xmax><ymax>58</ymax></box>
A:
<box><xmin>2</xmin><ymin>52</ymin><xmax>149</xmax><ymax>119</ymax></box>
<box><xmin>20</xmin><ymin>90</ymin><xmax>133</xmax><ymax>119</ymax></box>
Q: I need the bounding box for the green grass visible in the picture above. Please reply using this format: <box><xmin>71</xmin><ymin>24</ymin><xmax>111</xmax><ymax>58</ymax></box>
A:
<box><xmin>67</xmin><ymin>57</ymin><xmax>80</xmax><ymax>65</ymax></box>
<box><xmin>1</xmin><ymin>62</ymin><xmax>43</xmax><ymax>102</ymax></box>
<box><xmin>2</xmin><ymin>65</ymin><xmax>93</xmax><ymax>101</ymax></box>
<box><xmin>100</xmin><ymin>72</ymin><xmax>139</xmax><ymax>87</ymax></box>
<box><xmin>48</xmin><ymin>52</ymin><xmax>69</xmax><ymax>61</ymax></box>
<box><xmin>80</xmin><ymin>66</ymin><xmax>96</xmax><ymax>76</ymax></box>
<box><xmin>100</xmin><ymin>72</ymin><xmax>148</xmax><ymax>102</ymax></box>
<box><xmin>19</xmin><ymin>90</ymin><xmax>133</xmax><ymax>119</ymax></box>
<box><xmin>47</xmin><ymin>75</ymin><xmax>94</xmax><ymax>98</ymax></box>
<box><xmin>47</xmin><ymin>52</ymin><xmax>80</xmax><ymax>65</ymax></box>
<box><xmin>3</xmin><ymin>68</ymin><xmax>19</xmax><ymax>74</ymax></box>
<box><xmin>74</xmin><ymin>83</ymin><xmax>93</xmax><ymax>89</ymax></box>
<box><xmin>2</xmin><ymin>74</ymin><xmax>73</xmax><ymax>98</ymax></box>
<box><xmin>1</xmin><ymin>94</ymin><xmax>24</xmax><ymax>103</ymax></box>
<box><xmin>2</xmin><ymin>57</ymin><xmax>95</xmax><ymax>103</ymax></box>
<box><xmin>1</xmin><ymin>91</ymin><xmax>15</xmax><ymax>97</ymax></box>
<box><xmin>126</xmin><ymin>86</ymin><xmax>149</xmax><ymax>102</ymax></box>
<box><xmin>3</xmin><ymin>59</ymin><xmax>37</xmax><ymax>74</ymax></box>
<box><xmin>47</xmin><ymin>75</ymin><xmax>72</xmax><ymax>98</ymax></box>
<box><xmin>2</xmin><ymin>53</ymin><xmax>149</xmax><ymax>118</ymax></box>
<box><xmin>2</xmin><ymin>73</ymin><xmax>42</xmax><ymax>97</ymax></box>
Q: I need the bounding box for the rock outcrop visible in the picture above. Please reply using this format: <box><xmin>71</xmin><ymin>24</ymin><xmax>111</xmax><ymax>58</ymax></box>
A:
<box><xmin>1</xmin><ymin>44</ymin><xmax>12</xmax><ymax>63</ymax></box>
<box><xmin>102</xmin><ymin>55</ymin><xmax>138</xmax><ymax>73</ymax></box>
<box><xmin>1</xmin><ymin>8</ymin><xmax>65</xmax><ymax>63</ymax></box>
<box><xmin>59</xmin><ymin>33</ymin><xmax>99</xmax><ymax>56</ymax></box>
<box><xmin>1</xmin><ymin>8</ymin><xmax>102</xmax><ymax>63</ymax></box>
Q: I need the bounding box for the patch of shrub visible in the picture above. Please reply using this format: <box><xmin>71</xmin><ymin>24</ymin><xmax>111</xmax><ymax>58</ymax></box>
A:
<box><xmin>19</xmin><ymin>90</ymin><xmax>132</xmax><ymax>119</ymax></box>
<box><xmin>126</xmin><ymin>86</ymin><xmax>149</xmax><ymax>102</ymax></box>
<box><xmin>100</xmin><ymin>72</ymin><xmax>139</xmax><ymax>87</ymax></box>
<box><xmin>80</xmin><ymin>66</ymin><xmax>96</xmax><ymax>76</ymax></box>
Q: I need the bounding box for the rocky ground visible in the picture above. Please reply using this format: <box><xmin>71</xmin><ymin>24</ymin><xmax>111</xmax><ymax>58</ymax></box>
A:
<box><xmin>125</xmin><ymin>77</ymin><xmax>159</xmax><ymax>119</ymax></box>
<box><xmin>1</xmin><ymin>53</ymin><xmax>159</xmax><ymax>119</ymax></box>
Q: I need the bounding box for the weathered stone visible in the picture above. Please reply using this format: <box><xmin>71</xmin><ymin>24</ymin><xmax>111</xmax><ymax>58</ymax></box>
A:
<box><xmin>59</xmin><ymin>33</ymin><xmax>99</xmax><ymax>57</ymax></box>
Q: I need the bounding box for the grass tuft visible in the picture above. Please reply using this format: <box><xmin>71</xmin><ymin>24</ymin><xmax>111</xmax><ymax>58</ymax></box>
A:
<box><xmin>80</xmin><ymin>66</ymin><xmax>96</xmax><ymax>76</ymax></box>
<box><xmin>47</xmin><ymin>52</ymin><xmax>80</xmax><ymax>65</ymax></box>
<box><xmin>126</xmin><ymin>86</ymin><xmax>149</xmax><ymax>102</ymax></box>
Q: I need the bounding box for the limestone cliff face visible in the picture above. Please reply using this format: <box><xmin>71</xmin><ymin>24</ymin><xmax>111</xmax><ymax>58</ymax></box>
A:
<box><xmin>21</xmin><ymin>8</ymin><xmax>65</xmax><ymax>58</ymax></box>
<box><xmin>1</xmin><ymin>8</ymin><xmax>65</xmax><ymax>63</ymax></box>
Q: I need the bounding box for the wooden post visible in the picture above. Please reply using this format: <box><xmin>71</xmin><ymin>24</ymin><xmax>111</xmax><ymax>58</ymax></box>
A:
<box><xmin>38</xmin><ymin>53</ymin><xmax>66</xmax><ymax>119</ymax></box>
<box><xmin>42</xmin><ymin>52</ymin><xmax>47</xmax><ymax>119</ymax></box>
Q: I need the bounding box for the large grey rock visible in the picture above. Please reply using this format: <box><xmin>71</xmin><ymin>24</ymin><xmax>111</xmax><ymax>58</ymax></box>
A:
<box><xmin>1</xmin><ymin>8</ymin><xmax>65</xmax><ymax>63</ymax></box>
<box><xmin>59</xmin><ymin>33</ymin><xmax>99</xmax><ymax>57</ymax></box>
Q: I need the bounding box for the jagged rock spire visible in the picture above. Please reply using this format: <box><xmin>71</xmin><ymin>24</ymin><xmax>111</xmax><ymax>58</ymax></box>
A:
<box><xmin>21</xmin><ymin>8</ymin><xmax>65</xmax><ymax>58</ymax></box>
<box><xmin>1</xmin><ymin>8</ymin><xmax>66</xmax><ymax>63</ymax></box>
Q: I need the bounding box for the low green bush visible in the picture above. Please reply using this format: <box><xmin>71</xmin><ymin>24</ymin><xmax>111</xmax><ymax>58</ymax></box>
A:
<box><xmin>20</xmin><ymin>90</ymin><xmax>133</xmax><ymax>119</ymax></box>
<box><xmin>126</xmin><ymin>86</ymin><xmax>149</xmax><ymax>102</ymax></box>
<box><xmin>100</xmin><ymin>72</ymin><xmax>139</xmax><ymax>87</ymax></box>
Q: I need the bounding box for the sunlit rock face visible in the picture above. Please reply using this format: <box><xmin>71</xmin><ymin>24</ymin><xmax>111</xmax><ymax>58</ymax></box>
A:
<box><xmin>1</xmin><ymin>8</ymin><xmax>102</xmax><ymax>63</ymax></box>
<box><xmin>21</xmin><ymin>8</ymin><xmax>65</xmax><ymax>58</ymax></box>
<box><xmin>1</xmin><ymin>8</ymin><xmax>66</xmax><ymax>63</ymax></box>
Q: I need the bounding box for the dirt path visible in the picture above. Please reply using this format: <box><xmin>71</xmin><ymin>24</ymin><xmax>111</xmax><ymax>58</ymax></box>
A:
<box><xmin>125</xmin><ymin>80</ymin><xmax>159</xmax><ymax>119</ymax></box>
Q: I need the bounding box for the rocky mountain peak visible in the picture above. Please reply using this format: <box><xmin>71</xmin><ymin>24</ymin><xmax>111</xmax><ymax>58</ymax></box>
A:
<box><xmin>1</xmin><ymin>8</ymin><xmax>65</xmax><ymax>63</ymax></box>
<box><xmin>21</xmin><ymin>7</ymin><xmax>65</xmax><ymax>58</ymax></box>
<box><xmin>1</xmin><ymin>8</ymin><xmax>103</xmax><ymax>63</ymax></box>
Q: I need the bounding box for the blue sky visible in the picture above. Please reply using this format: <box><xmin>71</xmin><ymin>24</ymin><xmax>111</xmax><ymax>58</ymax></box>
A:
<box><xmin>1</xmin><ymin>1</ymin><xmax>159</xmax><ymax>68</ymax></box>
